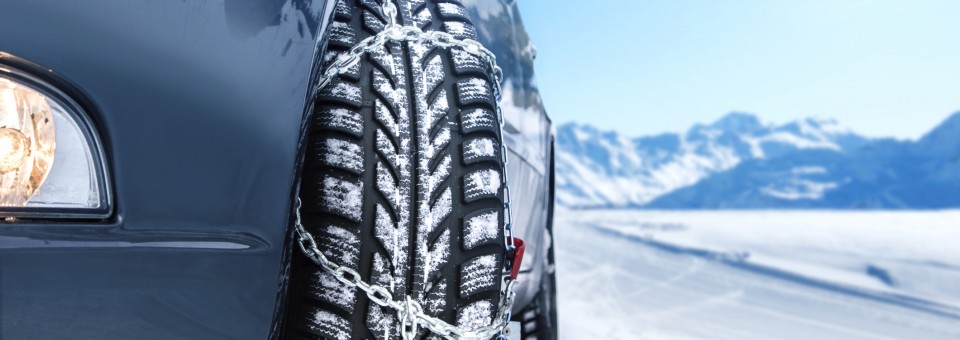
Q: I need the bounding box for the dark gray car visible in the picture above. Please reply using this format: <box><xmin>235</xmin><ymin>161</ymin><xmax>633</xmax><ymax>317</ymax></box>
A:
<box><xmin>0</xmin><ymin>0</ymin><xmax>554</xmax><ymax>339</ymax></box>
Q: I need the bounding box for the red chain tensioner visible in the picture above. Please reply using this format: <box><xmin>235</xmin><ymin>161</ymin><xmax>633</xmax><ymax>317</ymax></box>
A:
<box><xmin>507</xmin><ymin>237</ymin><xmax>525</xmax><ymax>280</ymax></box>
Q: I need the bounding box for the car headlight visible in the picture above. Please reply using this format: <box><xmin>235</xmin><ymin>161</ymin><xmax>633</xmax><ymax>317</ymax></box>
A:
<box><xmin>0</xmin><ymin>60</ymin><xmax>111</xmax><ymax>219</ymax></box>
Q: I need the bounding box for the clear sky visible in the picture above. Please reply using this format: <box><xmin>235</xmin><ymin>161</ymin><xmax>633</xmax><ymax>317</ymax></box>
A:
<box><xmin>516</xmin><ymin>0</ymin><xmax>960</xmax><ymax>139</ymax></box>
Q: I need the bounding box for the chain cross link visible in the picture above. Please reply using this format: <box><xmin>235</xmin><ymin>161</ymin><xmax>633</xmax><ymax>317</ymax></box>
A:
<box><xmin>297</xmin><ymin>1</ymin><xmax>517</xmax><ymax>339</ymax></box>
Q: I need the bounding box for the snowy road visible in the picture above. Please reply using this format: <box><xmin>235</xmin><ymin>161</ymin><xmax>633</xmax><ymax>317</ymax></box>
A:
<box><xmin>554</xmin><ymin>210</ymin><xmax>960</xmax><ymax>339</ymax></box>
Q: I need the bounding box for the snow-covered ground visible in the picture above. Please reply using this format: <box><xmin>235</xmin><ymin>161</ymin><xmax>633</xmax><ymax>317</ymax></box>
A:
<box><xmin>555</xmin><ymin>209</ymin><xmax>960</xmax><ymax>339</ymax></box>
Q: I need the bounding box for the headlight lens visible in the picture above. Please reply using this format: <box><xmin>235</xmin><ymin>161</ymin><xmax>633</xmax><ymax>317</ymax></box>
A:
<box><xmin>0</xmin><ymin>67</ymin><xmax>110</xmax><ymax>218</ymax></box>
<box><xmin>0</xmin><ymin>78</ymin><xmax>57</xmax><ymax>205</ymax></box>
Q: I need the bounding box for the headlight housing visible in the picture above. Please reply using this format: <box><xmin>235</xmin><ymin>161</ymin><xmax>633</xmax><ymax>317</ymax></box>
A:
<box><xmin>0</xmin><ymin>58</ymin><xmax>111</xmax><ymax>219</ymax></box>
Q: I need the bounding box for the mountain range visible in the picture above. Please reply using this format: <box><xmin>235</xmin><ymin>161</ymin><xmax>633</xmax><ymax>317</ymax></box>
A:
<box><xmin>556</xmin><ymin>112</ymin><xmax>960</xmax><ymax>209</ymax></box>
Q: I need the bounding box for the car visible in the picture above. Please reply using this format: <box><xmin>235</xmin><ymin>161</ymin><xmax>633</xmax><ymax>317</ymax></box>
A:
<box><xmin>0</xmin><ymin>0</ymin><xmax>555</xmax><ymax>339</ymax></box>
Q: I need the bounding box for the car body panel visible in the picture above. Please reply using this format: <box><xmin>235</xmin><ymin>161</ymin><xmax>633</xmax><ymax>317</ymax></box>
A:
<box><xmin>0</xmin><ymin>0</ymin><xmax>552</xmax><ymax>337</ymax></box>
<box><xmin>0</xmin><ymin>1</ymin><xmax>332</xmax><ymax>338</ymax></box>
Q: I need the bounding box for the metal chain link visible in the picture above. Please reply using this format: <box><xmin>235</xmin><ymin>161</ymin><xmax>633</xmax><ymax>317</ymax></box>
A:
<box><xmin>298</xmin><ymin>1</ymin><xmax>517</xmax><ymax>339</ymax></box>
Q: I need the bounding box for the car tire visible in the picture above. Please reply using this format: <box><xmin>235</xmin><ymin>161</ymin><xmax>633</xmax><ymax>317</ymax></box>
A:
<box><xmin>280</xmin><ymin>0</ymin><xmax>506</xmax><ymax>339</ymax></box>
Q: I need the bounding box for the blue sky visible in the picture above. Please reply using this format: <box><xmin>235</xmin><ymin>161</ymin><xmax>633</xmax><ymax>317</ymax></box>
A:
<box><xmin>517</xmin><ymin>0</ymin><xmax>960</xmax><ymax>139</ymax></box>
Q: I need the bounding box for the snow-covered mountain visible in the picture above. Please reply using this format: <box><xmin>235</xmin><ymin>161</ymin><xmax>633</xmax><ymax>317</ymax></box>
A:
<box><xmin>557</xmin><ymin>111</ymin><xmax>960</xmax><ymax>208</ymax></box>
<box><xmin>644</xmin><ymin>112</ymin><xmax>960</xmax><ymax>209</ymax></box>
<box><xmin>556</xmin><ymin>112</ymin><xmax>870</xmax><ymax>207</ymax></box>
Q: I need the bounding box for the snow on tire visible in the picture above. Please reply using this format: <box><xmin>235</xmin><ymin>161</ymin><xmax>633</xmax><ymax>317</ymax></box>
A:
<box><xmin>281</xmin><ymin>1</ymin><xmax>505</xmax><ymax>339</ymax></box>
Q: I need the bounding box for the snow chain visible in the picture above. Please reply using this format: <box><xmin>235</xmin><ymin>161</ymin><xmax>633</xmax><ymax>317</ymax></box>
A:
<box><xmin>295</xmin><ymin>1</ymin><xmax>518</xmax><ymax>339</ymax></box>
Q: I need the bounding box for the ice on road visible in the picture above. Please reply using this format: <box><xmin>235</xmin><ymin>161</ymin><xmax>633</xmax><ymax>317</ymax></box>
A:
<box><xmin>555</xmin><ymin>210</ymin><xmax>960</xmax><ymax>339</ymax></box>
